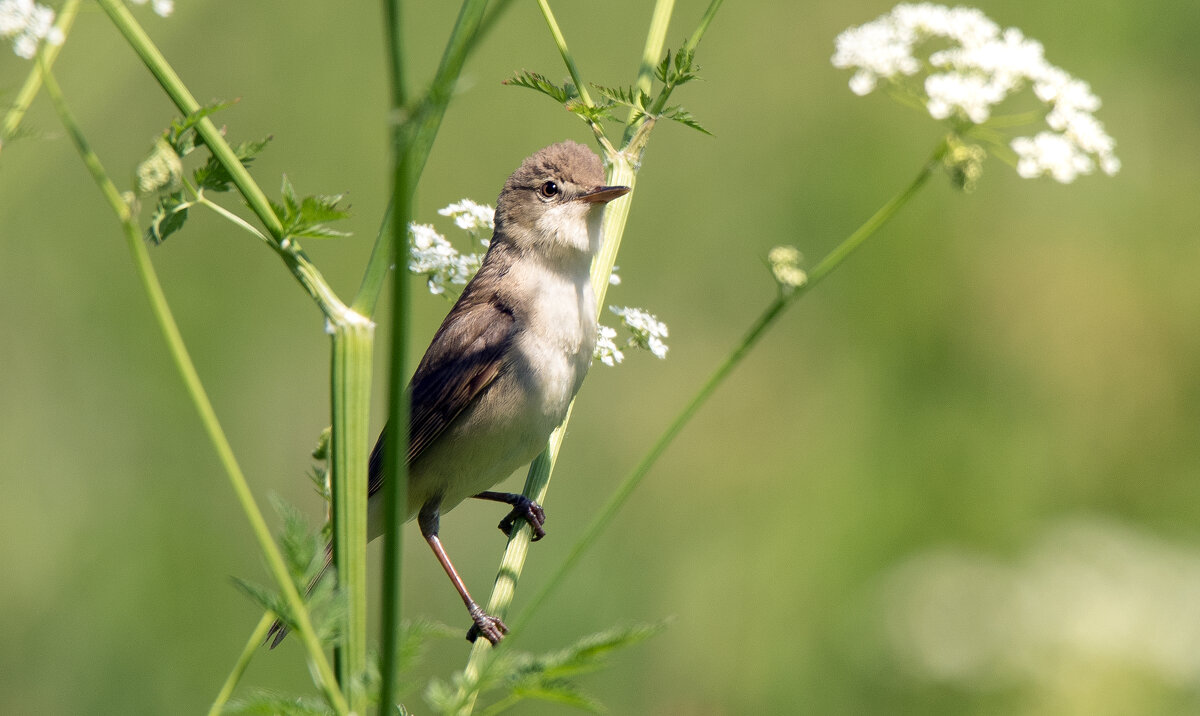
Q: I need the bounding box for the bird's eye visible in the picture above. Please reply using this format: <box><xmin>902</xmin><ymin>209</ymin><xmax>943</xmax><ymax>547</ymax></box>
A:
<box><xmin>538</xmin><ymin>180</ymin><xmax>560</xmax><ymax>199</ymax></box>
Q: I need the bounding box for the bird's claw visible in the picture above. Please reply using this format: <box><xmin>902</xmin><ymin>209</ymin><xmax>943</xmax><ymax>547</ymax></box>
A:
<box><xmin>465</xmin><ymin>607</ymin><xmax>508</xmax><ymax>645</ymax></box>
<box><xmin>497</xmin><ymin>496</ymin><xmax>547</xmax><ymax>541</ymax></box>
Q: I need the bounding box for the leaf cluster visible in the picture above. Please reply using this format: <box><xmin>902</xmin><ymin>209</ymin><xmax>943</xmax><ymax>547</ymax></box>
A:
<box><xmin>140</xmin><ymin>101</ymin><xmax>349</xmax><ymax>245</ymax></box>
<box><xmin>232</xmin><ymin>496</ymin><xmax>345</xmax><ymax>648</ymax></box>
<box><xmin>426</xmin><ymin>622</ymin><xmax>666</xmax><ymax>715</ymax></box>
<box><xmin>505</xmin><ymin>44</ymin><xmax>711</xmax><ymax>136</ymax></box>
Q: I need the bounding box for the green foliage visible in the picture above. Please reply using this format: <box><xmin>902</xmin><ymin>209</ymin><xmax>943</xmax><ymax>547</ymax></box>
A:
<box><xmin>223</xmin><ymin>691</ymin><xmax>333</xmax><ymax>715</ymax></box>
<box><xmin>509</xmin><ymin>44</ymin><xmax>711</xmax><ymax>137</ymax></box>
<box><xmin>427</xmin><ymin>622</ymin><xmax>666</xmax><ymax>715</ymax></box>
<box><xmin>268</xmin><ymin>176</ymin><xmax>351</xmax><ymax>240</ymax></box>
<box><xmin>193</xmin><ymin>138</ymin><xmax>272</xmax><ymax>193</ymax></box>
<box><xmin>231</xmin><ymin>497</ymin><xmax>345</xmax><ymax>647</ymax></box>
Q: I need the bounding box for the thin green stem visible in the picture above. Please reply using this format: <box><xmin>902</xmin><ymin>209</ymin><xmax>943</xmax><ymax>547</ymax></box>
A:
<box><xmin>378</xmin><ymin>2</ymin><xmax>411</xmax><ymax>711</ymax></box>
<box><xmin>40</xmin><ymin>65</ymin><xmax>348</xmax><ymax>715</ymax></box>
<box><xmin>96</xmin><ymin>0</ymin><xmax>352</xmax><ymax>322</ymax></box>
<box><xmin>330</xmin><ymin>323</ymin><xmax>374</xmax><ymax>711</ymax></box>
<box><xmin>536</xmin><ymin>0</ymin><xmax>593</xmax><ymax>107</ymax></box>
<box><xmin>511</xmin><ymin>139</ymin><xmax>949</xmax><ymax>633</ymax></box>
<box><xmin>644</xmin><ymin>0</ymin><xmax>725</xmax><ymax>120</ymax></box>
<box><xmin>0</xmin><ymin>0</ymin><xmax>81</xmax><ymax>150</ymax></box>
<box><xmin>207</xmin><ymin>613</ymin><xmax>275</xmax><ymax>716</ymax></box>
<box><xmin>621</xmin><ymin>0</ymin><xmax>674</xmax><ymax>146</ymax></box>
<box><xmin>352</xmin><ymin>0</ymin><xmax>491</xmax><ymax>318</ymax></box>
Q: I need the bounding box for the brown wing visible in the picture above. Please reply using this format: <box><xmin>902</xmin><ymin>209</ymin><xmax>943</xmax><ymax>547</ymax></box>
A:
<box><xmin>366</xmin><ymin>294</ymin><xmax>516</xmax><ymax>499</ymax></box>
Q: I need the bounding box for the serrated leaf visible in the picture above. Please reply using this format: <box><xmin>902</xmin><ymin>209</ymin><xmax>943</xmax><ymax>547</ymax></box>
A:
<box><xmin>165</xmin><ymin>99</ymin><xmax>236</xmax><ymax>157</ymax></box>
<box><xmin>590</xmin><ymin>84</ymin><xmax>649</xmax><ymax>111</ymax></box>
<box><xmin>503</xmin><ymin>70</ymin><xmax>578</xmax><ymax>105</ymax></box>
<box><xmin>655</xmin><ymin>52</ymin><xmax>671</xmax><ymax>84</ymax></box>
<box><xmin>193</xmin><ymin>137</ymin><xmax>271</xmax><ymax>193</ymax></box>
<box><xmin>269</xmin><ymin>177</ymin><xmax>351</xmax><ymax>241</ymax></box>
<box><xmin>664</xmin><ymin>106</ymin><xmax>712</xmax><ymax>136</ymax></box>
<box><xmin>511</xmin><ymin>681</ymin><xmax>602</xmax><ymax>712</ymax></box>
<box><xmin>146</xmin><ymin>192</ymin><xmax>189</xmax><ymax>244</ymax></box>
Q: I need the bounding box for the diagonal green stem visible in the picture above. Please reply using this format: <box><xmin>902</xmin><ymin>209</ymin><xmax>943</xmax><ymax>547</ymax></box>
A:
<box><xmin>207</xmin><ymin>613</ymin><xmax>274</xmax><ymax>716</ymax></box>
<box><xmin>39</xmin><ymin>65</ymin><xmax>348</xmax><ymax>715</ymax></box>
<box><xmin>95</xmin><ymin>0</ymin><xmax>352</xmax><ymax>322</ymax></box>
<box><xmin>0</xmin><ymin>0</ymin><xmax>81</xmax><ymax>151</ymax></box>
<box><xmin>536</xmin><ymin>0</ymin><xmax>593</xmax><ymax>107</ymax></box>
<box><xmin>510</xmin><ymin>138</ymin><xmax>950</xmax><ymax>634</ymax></box>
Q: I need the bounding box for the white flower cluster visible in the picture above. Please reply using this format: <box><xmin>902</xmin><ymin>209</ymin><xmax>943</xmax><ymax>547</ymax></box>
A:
<box><xmin>594</xmin><ymin>306</ymin><xmax>671</xmax><ymax>367</ymax></box>
<box><xmin>437</xmin><ymin>198</ymin><xmax>494</xmax><ymax>241</ymax></box>
<box><xmin>0</xmin><ymin>0</ymin><xmax>62</xmax><ymax>59</ymax></box>
<box><xmin>594</xmin><ymin>325</ymin><xmax>623</xmax><ymax>367</ymax></box>
<box><xmin>408</xmin><ymin>223</ymin><xmax>483</xmax><ymax>296</ymax></box>
<box><xmin>129</xmin><ymin>0</ymin><xmax>174</xmax><ymax>18</ymax></box>
<box><xmin>832</xmin><ymin>3</ymin><xmax>1119</xmax><ymax>183</ymax></box>
<box><xmin>609</xmin><ymin>306</ymin><xmax>669</xmax><ymax>359</ymax></box>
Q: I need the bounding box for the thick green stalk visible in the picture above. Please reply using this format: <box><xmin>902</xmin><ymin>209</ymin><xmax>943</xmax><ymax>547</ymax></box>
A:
<box><xmin>510</xmin><ymin>139</ymin><xmax>950</xmax><ymax>633</ymax></box>
<box><xmin>40</xmin><ymin>66</ymin><xmax>348</xmax><ymax>714</ymax></box>
<box><xmin>378</xmin><ymin>1</ymin><xmax>410</xmax><ymax>711</ymax></box>
<box><xmin>330</xmin><ymin>323</ymin><xmax>374</xmax><ymax>710</ymax></box>
<box><xmin>0</xmin><ymin>0</ymin><xmax>80</xmax><ymax>150</ymax></box>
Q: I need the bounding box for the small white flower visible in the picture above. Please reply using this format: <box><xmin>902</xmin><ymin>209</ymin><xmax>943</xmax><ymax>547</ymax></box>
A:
<box><xmin>0</xmin><ymin>0</ymin><xmax>62</xmax><ymax>59</ymax></box>
<box><xmin>609</xmin><ymin>266</ymin><xmax>621</xmax><ymax>286</ymax></box>
<box><xmin>611</xmin><ymin>306</ymin><xmax>669</xmax><ymax>359</ymax></box>
<box><xmin>438</xmin><ymin>199</ymin><xmax>494</xmax><ymax>239</ymax></box>
<box><xmin>832</xmin><ymin>3</ymin><xmax>1119</xmax><ymax>184</ymax></box>
<box><xmin>593</xmin><ymin>325</ymin><xmax>624</xmax><ymax>366</ymax></box>
<box><xmin>767</xmin><ymin>245</ymin><xmax>807</xmax><ymax>289</ymax></box>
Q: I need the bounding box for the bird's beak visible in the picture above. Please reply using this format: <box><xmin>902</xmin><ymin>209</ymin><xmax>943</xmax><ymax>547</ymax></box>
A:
<box><xmin>577</xmin><ymin>185</ymin><xmax>631</xmax><ymax>204</ymax></box>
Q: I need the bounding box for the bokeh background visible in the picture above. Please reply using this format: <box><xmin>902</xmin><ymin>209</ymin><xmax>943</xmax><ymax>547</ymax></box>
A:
<box><xmin>3</xmin><ymin>1</ymin><xmax>1199</xmax><ymax>713</ymax></box>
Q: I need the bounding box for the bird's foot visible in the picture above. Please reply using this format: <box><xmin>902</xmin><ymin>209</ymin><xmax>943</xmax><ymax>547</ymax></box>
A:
<box><xmin>498</xmin><ymin>496</ymin><xmax>547</xmax><ymax>541</ymax></box>
<box><xmin>465</xmin><ymin>606</ymin><xmax>508</xmax><ymax>645</ymax></box>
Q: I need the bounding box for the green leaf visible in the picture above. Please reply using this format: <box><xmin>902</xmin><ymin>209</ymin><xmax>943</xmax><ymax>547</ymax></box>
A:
<box><xmin>590</xmin><ymin>84</ymin><xmax>649</xmax><ymax>111</ymax></box>
<box><xmin>663</xmin><ymin>106</ymin><xmax>712</xmax><ymax>136</ymax></box>
<box><xmin>164</xmin><ymin>99</ymin><xmax>236</xmax><ymax>157</ymax></box>
<box><xmin>146</xmin><ymin>191</ymin><xmax>189</xmax><ymax>244</ymax></box>
<box><xmin>193</xmin><ymin>137</ymin><xmax>272</xmax><ymax>193</ymax></box>
<box><xmin>503</xmin><ymin>71</ymin><xmax>578</xmax><ymax>105</ymax></box>
<box><xmin>223</xmin><ymin>689</ymin><xmax>333</xmax><ymax>715</ymax></box>
<box><xmin>268</xmin><ymin>176</ymin><xmax>352</xmax><ymax>241</ymax></box>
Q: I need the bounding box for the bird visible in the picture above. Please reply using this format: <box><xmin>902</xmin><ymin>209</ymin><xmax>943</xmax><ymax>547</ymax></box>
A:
<box><xmin>268</xmin><ymin>140</ymin><xmax>630</xmax><ymax>647</ymax></box>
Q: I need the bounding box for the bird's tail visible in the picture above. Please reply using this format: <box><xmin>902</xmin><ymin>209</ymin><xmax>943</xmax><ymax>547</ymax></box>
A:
<box><xmin>265</xmin><ymin>542</ymin><xmax>333</xmax><ymax>648</ymax></box>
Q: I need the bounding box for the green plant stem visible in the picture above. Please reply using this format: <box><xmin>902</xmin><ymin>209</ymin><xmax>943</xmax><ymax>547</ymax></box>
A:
<box><xmin>378</xmin><ymin>2</ymin><xmax>410</xmax><ymax>712</ymax></box>
<box><xmin>95</xmin><ymin>0</ymin><xmax>353</xmax><ymax>323</ymax></box>
<box><xmin>621</xmin><ymin>0</ymin><xmax>674</xmax><ymax>146</ymax></box>
<box><xmin>352</xmin><ymin>0</ymin><xmax>491</xmax><ymax>318</ymax></box>
<box><xmin>330</xmin><ymin>323</ymin><xmax>374</xmax><ymax>711</ymax></box>
<box><xmin>0</xmin><ymin>0</ymin><xmax>80</xmax><ymax>149</ymax></box>
<box><xmin>207</xmin><ymin>613</ymin><xmax>275</xmax><ymax>716</ymax></box>
<box><xmin>510</xmin><ymin>138</ymin><xmax>950</xmax><ymax>634</ymax></box>
<box><xmin>39</xmin><ymin>65</ymin><xmax>348</xmax><ymax>715</ymax></box>
<box><xmin>536</xmin><ymin>0</ymin><xmax>593</xmax><ymax>107</ymax></box>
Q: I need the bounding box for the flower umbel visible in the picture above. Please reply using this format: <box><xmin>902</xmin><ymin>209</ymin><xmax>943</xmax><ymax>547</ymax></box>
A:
<box><xmin>0</xmin><ymin>0</ymin><xmax>62</xmax><ymax>59</ymax></box>
<box><xmin>610</xmin><ymin>306</ymin><xmax>669</xmax><ymax>360</ymax></box>
<box><xmin>832</xmin><ymin>3</ymin><xmax>1119</xmax><ymax>184</ymax></box>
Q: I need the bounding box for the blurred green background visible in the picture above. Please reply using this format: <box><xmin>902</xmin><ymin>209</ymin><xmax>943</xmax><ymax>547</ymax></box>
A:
<box><xmin>3</xmin><ymin>1</ymin><xmax>1199</xmax><ymax>713</ymax></box>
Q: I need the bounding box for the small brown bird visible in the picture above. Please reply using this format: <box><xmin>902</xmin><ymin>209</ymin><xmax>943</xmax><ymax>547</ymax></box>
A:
<box><xmin>269</xmin><ymin>141</ymin><xmax>629</xmax><ymax>647</ymax></box>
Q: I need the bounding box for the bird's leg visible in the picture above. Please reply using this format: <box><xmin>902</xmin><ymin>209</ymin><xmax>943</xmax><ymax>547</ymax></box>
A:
<box><xmin>418</xmin><ymin>501</ymin><xmax>508</xmax><ymax>645</ymax></box>
<box><xmin>472</xmin><ymin>490</ymin><xmax>547</xmax><ymax>541</ymax></box>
